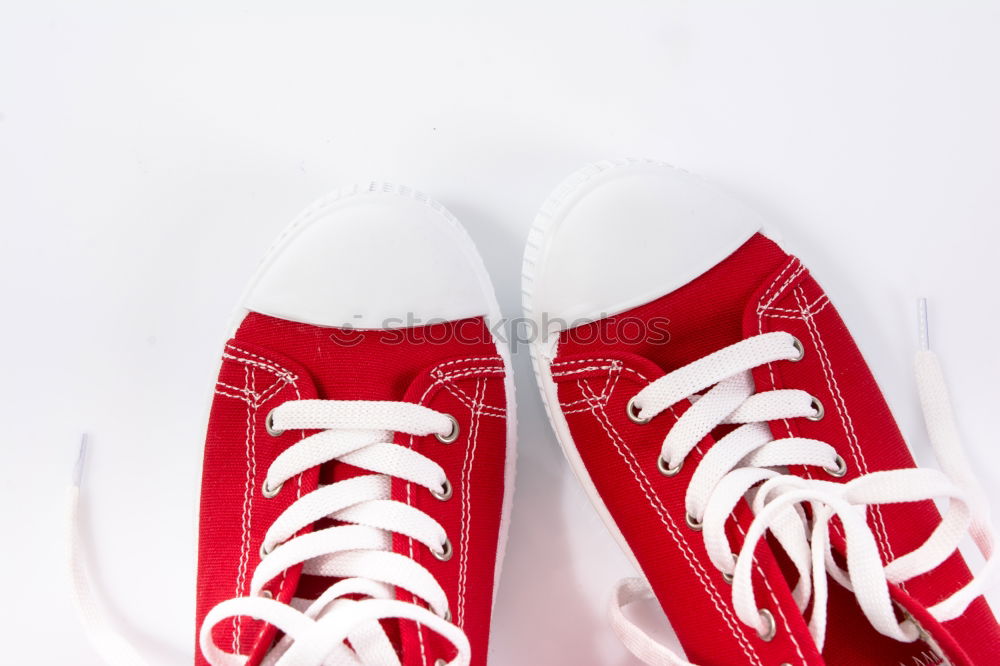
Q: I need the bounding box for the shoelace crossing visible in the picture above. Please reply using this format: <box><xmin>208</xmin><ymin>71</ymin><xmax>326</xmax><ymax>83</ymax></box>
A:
<box><xmin>610</xmin><ymin>303</ymin><xmax>997</xmax><ymax>665</ymax></box>
<box><xmin>70</xmin><ymin>400</ymin><xmax>471</xmax><ymax>666</ymax></box>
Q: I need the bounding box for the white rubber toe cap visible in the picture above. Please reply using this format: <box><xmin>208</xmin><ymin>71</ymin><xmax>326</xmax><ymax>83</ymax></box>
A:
<box><xmin>524</xmin><ymin>160</ymin><xmax>765</xmax><ymax>334</ymax></box>
<box><xmin>241</xmin><ymin>183</ymin><xmax>496</xmax><ymax>330</ymax></box>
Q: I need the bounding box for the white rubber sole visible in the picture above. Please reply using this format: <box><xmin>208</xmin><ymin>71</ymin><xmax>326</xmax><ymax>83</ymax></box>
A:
<box><xmin>522</xmin><ymin>160</ymin><xmax>657</xmax><ymax>579</ymax></box>
<box><xmin>202</xmin><ymin>183</ymin><xmax>518</xmax><ymax>616</ymax></box>
<box><xmin>522</xmin><ymin>159</ymin><xmax>775</xmax><ymax>585</ymax></box>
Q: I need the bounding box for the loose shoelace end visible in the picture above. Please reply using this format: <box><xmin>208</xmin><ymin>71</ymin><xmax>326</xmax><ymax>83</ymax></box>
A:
<box><xmin>917</xmin><ymin>298</ymin><xmax>930</xmax><ymax>352</ymax></box>
<box><xmin>73</xmin><ymin>434</ymin><xmax>90</xmax><ymax>489</ymax></box>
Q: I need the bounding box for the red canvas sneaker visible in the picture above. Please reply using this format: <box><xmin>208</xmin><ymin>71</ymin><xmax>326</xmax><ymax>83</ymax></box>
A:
<box><xmin>191</xmin><ymin>184</ymin><xmax>515</xmax><ymax>666</ymax></box>
<box><xmin>523</xmin><ymin>160</ymin><xmax>998</xmax><ymax>665</ymax></box>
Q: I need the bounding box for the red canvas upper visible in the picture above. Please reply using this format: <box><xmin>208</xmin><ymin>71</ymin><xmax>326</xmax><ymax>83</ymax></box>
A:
<box><xmin>551</xmin><ymin>233</ymin><xmax>999</xmax><ymax>665</ymax></box>
<box><xmin>195</xmin><ymin>313</ymin><xmax>509</xmax><ymax>666</ymax></box>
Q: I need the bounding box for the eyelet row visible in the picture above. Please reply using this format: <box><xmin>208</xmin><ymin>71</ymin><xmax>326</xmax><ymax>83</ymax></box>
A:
<box><xmin>256</xmin><ymin>406</ymin><xmax>460</xmax><ymax>649</ymax></box>
<box><xmin>789</xmin><ymin>337</ymin><xmax>827</xmax><ymax>424</ymax></box>
<box><xmin>622</xmin><ymin>335</ymin><xmax>834</xmax><ymax>650</ymax></box>
<box><xmin>262</xmin><ymin>410</ymin><xmax>285</xmax><ymax>500</ymax></box>
<box><xmin>430</xmin><ymin>411</ymin><xmax>457</xmax><ymax>628</ymax></box>
<box><xmin>433</xmin><ymin>414</ymin><xmax>458</xmax><ymax>506</ymax></box>
<box><xmin>431</xmin><ymin>416</ymin><xmax>456</xmax><ymax>571</ymax></box>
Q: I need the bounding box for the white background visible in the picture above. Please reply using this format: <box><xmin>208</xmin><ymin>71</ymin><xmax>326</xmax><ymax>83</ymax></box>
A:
<box><xmin>3</xmin><ymin>2</ymin><xmax>999</xmax><ymax>664</ymax></box>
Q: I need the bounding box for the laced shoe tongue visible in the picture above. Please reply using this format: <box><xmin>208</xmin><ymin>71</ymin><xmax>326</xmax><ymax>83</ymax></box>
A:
<box><xmin>285</xmin><ymin>454</ymin><xmax>407</xmax><ymax>654</ymax></box>
<box><xmin>287</xmin><ymin>399</ymin><xmax>436</xmax><ymax>660</ymax></box>
<box><xmin>224</xmin><ymin>316</ymin><xmax>485</xmax><ymax>663</ymax></box>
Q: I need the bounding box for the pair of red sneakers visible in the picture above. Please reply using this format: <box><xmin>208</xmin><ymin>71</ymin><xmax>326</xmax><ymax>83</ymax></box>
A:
<box><xmin>77</xmin><ymin>162</ymin><xmax>997</xmax><ymax>665</ymax></box>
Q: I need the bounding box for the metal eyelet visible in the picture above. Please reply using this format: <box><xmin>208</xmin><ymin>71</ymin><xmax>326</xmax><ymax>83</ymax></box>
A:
<box><xmin>435</xmin><ymin>415</ymin><xmax>460</xmax><ymax>444</ymax></box>
<box><xmin>807</xmin><ymin>396</ymin><xmax>825</xmax><ymax>421</ymax></box>
<box><xmin>722</xmin><ymin>553</ymin><xmax>737</xmax><ymax>584</ymax></box>
<box><xmin>657</xmin><ymin>455</ymin><xmax>683</xmax><ymax>477</ymax></box>
<box><xmin>433</xmin><ymin>538</ymin><xmax>454</xmax><ymax>562</ymax></box>
<box><xmin>824</xmin><ymin>454</ymin><xmax>848</xmax><ymax>478</ymax></box>
<box><xmin>626</xmin><ymin>396</ymin><xmax>651</xmax><ymax>424</ymax></box>
<box><xmin>757</xmin><ymin>608</ymin><xmax>777</xmax><ymax>641</ymax></box>
<box><xmin>431</xmin><ymin>479</ymin><xmax>453</xmax><ymax>501</ymax></box>
<box><xmin>262</xmin><ymin>479</ymin><xmax>283</xmax><ymax>498</ymax></box>
<box><xmin>685</xmin><ymin>513</ymin><xmax>703</xmax><ymax>531</ymax></box>
<box><xmin>442</xmin><ymin>609</ymin><xmax>452</xmax><ymax>623</ymax></box>
<box><xmin>789</xmin><ymin>336</ymin><xmax>806</xmax><ymax>362</ymax></box>
<box><xmin>265</xmin><ymin>409</ymin><xmax>284</xmax><ymax>437</ymax></box>
<box><xmin>435</xmin><ymin>660</ymin><xmax>447</xmax><ymax>666</ymax></box>
<box><xmin>260</xmin><ymin>589</ymin><xmax>273</xmax><ymax>600</ymax></box>
<box><xmin>260</xmin><ymin>537</ymin><xmax>286</xmax><ymax>560</ymax></box>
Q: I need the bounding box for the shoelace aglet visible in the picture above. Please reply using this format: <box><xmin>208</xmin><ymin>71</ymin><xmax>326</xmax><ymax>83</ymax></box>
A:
<box><xmin>917</xmin><ymin>297</ymin><xmax>930</xmax><ymax>351</ymax></box>
<box><xmin>73</xmin><ymin>433</ymin><xmax>90</xmax><ymax>489</ymax></box>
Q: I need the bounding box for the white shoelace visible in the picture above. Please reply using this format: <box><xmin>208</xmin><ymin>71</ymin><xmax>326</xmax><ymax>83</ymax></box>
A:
<box><xmin>70</xmin><ymin>400</ymin><xmax>471</xmax><ymax>666</ymax></box>
<box><xmin>610</xmin><ymin>302</ymin><xmax>997</xmax><ymax>665</ymax></box>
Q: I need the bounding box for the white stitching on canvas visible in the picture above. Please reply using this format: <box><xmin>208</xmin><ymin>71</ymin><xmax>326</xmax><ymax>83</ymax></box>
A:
<box><xmin>575</xmin><ymin>370</ymin><xmax>803</xmax><ymax>661</ymax></box>
<box><xmin>437</xmin><ymin>379</ymin><xmax>506</xmax><ymax>417</ymax></box>
<box><xmin>218</xmin><ymin>344</ymin><xmax>303</xmax><ymax>654</ymax></box>
<box><xmin>552</xmin><ymin>361</ymin><xmax>649</xmax><ymax>383</ymax></box>
<box><xmin>759</xmin><ymin>294</ymin><xmax>829</xmax><ymax>317</ymax></box>
<box><xmin>430</xmin><ymin>357</ymin><xmax>504</xmax><ymax>372</ymax></box>
<box><xmin>558</xmin><ymin>361</ymin><xmax>624</xmax><ymax>410</ymax></box>
<box><xmin>733</xmin><ymin>521</ymin><xmax>807</xmax><ymax>665</ymax></box>
<box><xmin>234</xmin><ymin>365</ymin><xmax>255</xmax><ymax>652</ymax></box>
<box><xmin>792</xmin><ymin>287</ymin><xmax>896</xmax><ymax>565</ymax></box>
<box><xmin>216</xmin><ymin>377</ymin><xmax>290</xmax><ymax>407</ymax></box>
<box><xmin>552</xmin><ymin>364</ymin><xmax>613</xmax><ymax>377</ymax></box>
<box><xmin>553</xmin><ymin>358</ymin><xmax>628</xmax><ymax>368</ymax></box>
<box><xmin>431</xmin><ymin>367</ymin><xmax>505</xmax><ymax>383</ymax></box>
<box><xmin>225</xmin><ymin>344</ymin><xmax>298</xmax><ymax>381</ymax></box>
<box><xmin>756</xmin><ymin>259</ymin><xmax>804</xmax><ymax>313</ymax></box>
<box><xmin>457</xmin><ymin>378</ymin><xmax>485</xmax><ymax>627</ymax></box>
<box><xmin>597</xmin><ymin>360</ymin><xmax>620</xmax><ymax>398</ymax></box>
<box><xmin>221</xmin><ymin>352</ymin><xmax>296</xmax><ymax>382</ymax></box>
<box><xmin>758</xmin><ymin>258</ymin><xmax>800</xmax><ymax>307</ymax></box>
<box><xmin>406</xmin><ymin>357</ymin><xmax>507</xmax><ymax>663</ymax></box>
<box><xmin>215</xmin><ymin>388</ymin><xmax>254</xmax><ymax>404</ymax></box>
<box><xmin>760</xmin><ymin>295</ymin><xmax>831</xmax><ymax>322</ymax></box>
<box><xmin>420</xmin><ymin>363</ymin><xmax>506</xmax><ymax>415</ymax></box>
<box><xmin>560</xmin><ymin>395</ymin><xmax>601</xmax><ymax>408</ymax></box>
<box><xmin>217</xmin><ymin>381</ymin><xmax>252</xmax><ymax>397</ymax></box>
<box><xmin>255</xmin><ymin>377</ymin><xmax>292</xmax><ymax>406</ymax></box>
<box><xmin>575</xmin><ymin>377</ymin><xmax>763</xmax><ymax>665</ymax></box>
<box><xmin>756</xmin><ymin>267</ymin><xmax>799</xmax><ymax>433</ymax></box>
